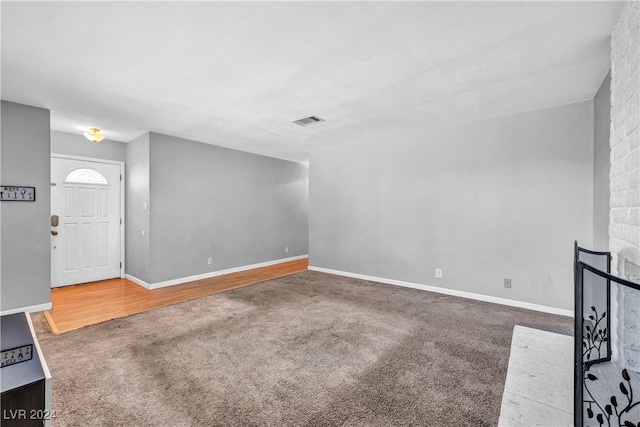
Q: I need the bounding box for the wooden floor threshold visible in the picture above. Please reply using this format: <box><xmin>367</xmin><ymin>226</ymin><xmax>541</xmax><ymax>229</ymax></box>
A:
<box><xmin>43</xmin><ymin>258</ymin><xmax>308</xmax><ymax>334</ymax></box>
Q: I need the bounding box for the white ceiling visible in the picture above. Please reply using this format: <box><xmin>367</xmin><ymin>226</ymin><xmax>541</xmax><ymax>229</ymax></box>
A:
<box><xmin>1</xmin><ymin>1</ymin><xmax>622</xmax><ymax>163</ymax></box>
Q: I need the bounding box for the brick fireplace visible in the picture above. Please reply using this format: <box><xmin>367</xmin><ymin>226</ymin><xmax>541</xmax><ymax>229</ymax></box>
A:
<box><xmin>609</xmin><ymin>1</ymin><xmax>640</xmax><ymax>370</ymax></box>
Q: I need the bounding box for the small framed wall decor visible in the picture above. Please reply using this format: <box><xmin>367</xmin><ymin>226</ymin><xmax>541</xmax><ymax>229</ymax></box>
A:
<box><xmin>1</xmin><ymin>186</ymin><xmax>36</xmax><ymax>201</ymax></box>
<box><xmin>0</xmin><ymin>344</ymin><xmax>33</xmax><ymax>368</ymax></box>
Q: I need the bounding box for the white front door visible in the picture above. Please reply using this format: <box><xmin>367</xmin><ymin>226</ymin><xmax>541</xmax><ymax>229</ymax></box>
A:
<box><xmin>51</xmin><ymin>157</ymin><xmax>123</xmax><ymax>288</ymax></box>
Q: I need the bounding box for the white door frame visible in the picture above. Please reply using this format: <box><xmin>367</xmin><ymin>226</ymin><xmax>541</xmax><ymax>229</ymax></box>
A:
<box><xmin>51</xmin><ymin>153</ymin><xmax>125</xmax><ymax>281</ymax></box>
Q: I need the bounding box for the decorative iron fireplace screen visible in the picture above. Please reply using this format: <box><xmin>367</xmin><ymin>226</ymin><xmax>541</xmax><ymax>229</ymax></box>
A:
<box><xmin>574</xmin><ymin>241</ymin><xmax>640</xmax><ymax>426</ymax></box>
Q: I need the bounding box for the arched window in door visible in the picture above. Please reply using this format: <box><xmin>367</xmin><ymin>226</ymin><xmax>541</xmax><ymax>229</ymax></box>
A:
<box><xmin>65</xmin><ymin>168</ymin><xmax>109</xmax><ymax>185</ymax></box>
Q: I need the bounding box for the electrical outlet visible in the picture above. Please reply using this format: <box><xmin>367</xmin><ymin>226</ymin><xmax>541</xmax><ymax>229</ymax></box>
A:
<box><xmin>504</xmin><ymin>278</ymin><xmax>512</xmax><ymax>289</ymax></box>
<box><xmin>435</xmin><ymin>268</ymin><xmax>443</xmax><ymax>279</ymax></box>
<box><xmin>207</xmin><ymin>258</ymin><xmax>213</xmax><ymax>265</ymax></box>
<box><xmin>285</xmin><ymin>247</ymin><xmax>289</xmax><ymax>253</ymax></box>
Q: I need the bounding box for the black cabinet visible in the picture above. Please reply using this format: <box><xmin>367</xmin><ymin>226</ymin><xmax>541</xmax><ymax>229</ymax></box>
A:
<box><xmin>1</xmin><ymin>313</ymin><xmax>52</xmax><ymax>427</ymax></box>
<box><xmin>1</xmin><ymin>380</ymin><xmax>46</xmax><ymax>426</ymax></box>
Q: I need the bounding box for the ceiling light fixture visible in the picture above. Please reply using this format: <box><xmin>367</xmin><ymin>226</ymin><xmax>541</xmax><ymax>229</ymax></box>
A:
<box><xmin>83</xmin><ymin>127</ymin><xmax>105</xmax><ymax>143</ymax></box>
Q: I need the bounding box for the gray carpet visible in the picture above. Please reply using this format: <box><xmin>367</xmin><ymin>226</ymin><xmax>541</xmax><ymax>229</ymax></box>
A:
<box><xmin>32</xmin><ymin>270</ymin><xmax>572</xmax><ymax>426</ymax></box>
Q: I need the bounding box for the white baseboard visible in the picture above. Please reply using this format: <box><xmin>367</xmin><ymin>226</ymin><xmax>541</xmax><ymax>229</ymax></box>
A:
<box><xmin>128</xmin><ymin>255</ymin><xmax>309</xmax><ymax>290</ymax></box>
<box><xmin>0</xmin><ymin>302</ymin><xmax>53</xmax><ymax>317</ymax></box>
<box><xmin>308</xmin><ymin>266</ymin><xmax>574</xmax><ymax>318</ymax></box>
<box><xmin>125</xmin><ymin>274</ymin><xmax>151</xmax><ymax>289</ymax></box>
<box><xmin>148</xmin><ymin>271</ymin><xmax>224</xmax><ymax>290</ymax></box>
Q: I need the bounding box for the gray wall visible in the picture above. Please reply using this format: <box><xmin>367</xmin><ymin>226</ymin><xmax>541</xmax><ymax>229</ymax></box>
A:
<box><xmin>125</xmin><ymin>133</ymin><xmax>151</xmax><ymax>283</ymax></box>
<box><xmin>124</xmin><ymin>132</ymin><xmax>309</xmax><ymax>285</ymax></box>
<box><xmin>147</xmin><ymin>133</ymin><xmax>308</xmax><ymax>283</ymax></box>
<box><xmin>309</xmin><ymin>101</ymin><xmax>594</xmax><ymax>311</ymax></box>
<box><xmin>51</xmin><ymin>130</ymin><xmax>126</xmax><ymax>162</ymax></box>
<box><xmin>1</xmin><ymin>101</ymin><xmax>51</xmax><ymax>313</ymax></box>
<box><xmin>593</xmin><ymin>71</ymin><xmax>611</xmax><ymax>251</ymax></box>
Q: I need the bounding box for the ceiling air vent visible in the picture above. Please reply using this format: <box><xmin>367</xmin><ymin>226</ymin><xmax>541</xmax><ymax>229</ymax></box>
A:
<box><xmin>293</xmin><ymin>115</ymin><xmax>325</xmax><ymax>126</ymax></box>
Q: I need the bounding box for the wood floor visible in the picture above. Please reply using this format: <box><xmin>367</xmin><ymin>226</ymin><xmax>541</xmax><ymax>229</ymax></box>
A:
<box><xmin>43</xmin><ymin>258</ymin><xmax>308</xmax><ymax>334</ymax></box>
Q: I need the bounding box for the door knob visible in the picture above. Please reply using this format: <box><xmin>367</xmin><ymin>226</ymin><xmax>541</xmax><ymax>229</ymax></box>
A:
<box><xmin>50</xmin><ymin>230</ymin><xmax>58</xmax><ymax>236</ymax></box>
